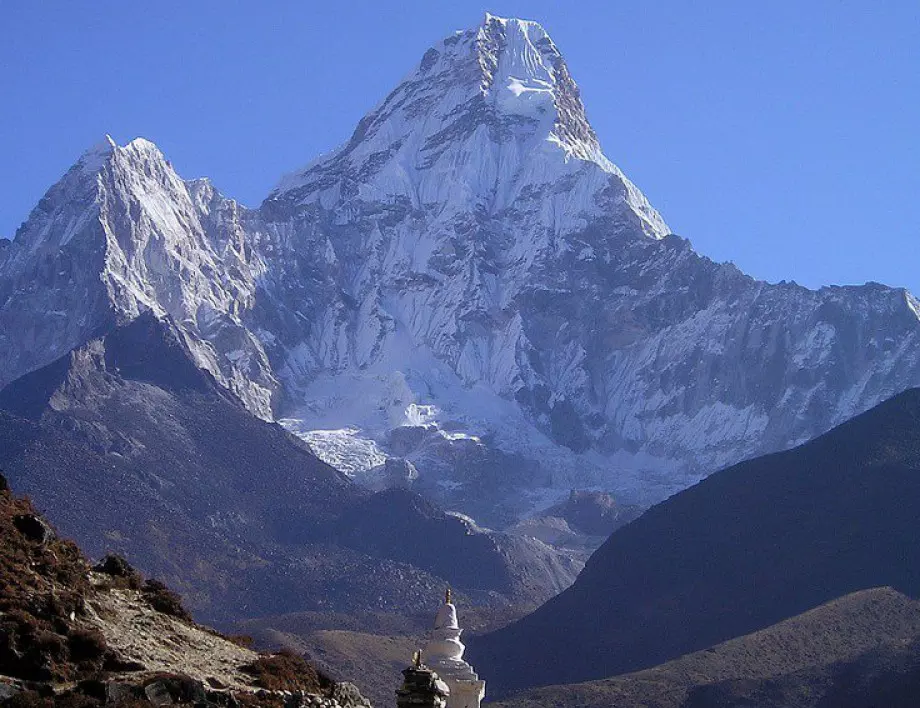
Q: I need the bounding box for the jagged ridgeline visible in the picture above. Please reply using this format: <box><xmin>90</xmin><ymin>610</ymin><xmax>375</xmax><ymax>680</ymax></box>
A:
<box><xmin>1</xmin><ymin>15</ymin><xmax>918</xmax><ymax>527</ymax></box>
<box><xmin>0</xmin><ymin>314</ymin><xmax>579</xmax><ymax>622</ymax></box>
<box><xmin>1</xmin><ymin>11</ymin><xmax>920</xmax><ymax>708</ymax></box>
<box><xmin>0</xmin><ymin>471</ymin><xmax>373</xmax><ymax>708</ymax></box>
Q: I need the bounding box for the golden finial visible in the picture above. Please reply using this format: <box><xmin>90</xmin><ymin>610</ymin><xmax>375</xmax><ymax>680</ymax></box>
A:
<box><xmin>445</xmin><ymin>587</ymin><xmax>452</xmax><ymax>605</ymax></box>
<box><xmin>413</xmin><ymin>649</ymin><xmax>422</xmax><ymax>668</ymax></box>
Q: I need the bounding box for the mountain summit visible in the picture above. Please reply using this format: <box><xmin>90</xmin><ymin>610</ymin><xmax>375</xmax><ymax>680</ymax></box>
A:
<box><xmin>2</xmin><ymin>16</ymin><xmax>920</xmax><ymax>520</ymax></box>
<box><xmin>268</xmin><ymin>15</ymin><xmax>667</xmax><ymax>241</ymax></box>
<box><xmin>0</xmin><ymin>133</ymin><xmax>278</xmax><ymax>418</ymax></box>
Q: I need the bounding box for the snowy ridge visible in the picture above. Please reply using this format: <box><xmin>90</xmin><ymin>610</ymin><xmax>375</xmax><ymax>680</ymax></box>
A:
<box><xmin>2</xmin><ymin>15</ymin><xmax>920</xmax><ymax>521</ymax></box>
<box><xmin>0</xmin><ymin>136</ymin><xmax>278</xmax><ymax>419</ymax></box>
<box><xmin>268</xmin><ymin>15</ymin><xmax>667</xmax><ymax>240</ymax></box>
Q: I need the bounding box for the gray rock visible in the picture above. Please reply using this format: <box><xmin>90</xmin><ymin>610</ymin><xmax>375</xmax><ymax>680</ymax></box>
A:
<box><xmin>144</xmin><ymin>681</ymin><xmax>174</xmax><ymax>706</ymax></box>
<box><xmin>105</xmin><ymin>682</ymin><xmax>140</xmax><ymax>704</ymax></box>
<box><xmin>332</xmin><ymin>681</ymin><xmax>373</xmax><ymax>708</ymax></box>
<box><xmin>0</xmin><ymin>682</ymin><xmax>21</xmax><ymax>701</ymax></box>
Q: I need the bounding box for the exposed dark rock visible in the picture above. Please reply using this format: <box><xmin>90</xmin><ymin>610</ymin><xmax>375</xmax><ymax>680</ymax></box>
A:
<box><xmin>0</xmin><ymin>315</ymin><xmax>576</xmax><ymax>620</ymax></box>
<box><xmin>93</xmin><ymin>554</ymin><xmax>142</xmax><ymax>586</ymax></box>
<box><xmin>104</xmin><ymin>681</ymin><xmax>141</xmax><ymax>704</ymax></box>
<box><xmin>396</xmin><ymin>665</ymin><xmax>449</xmax><ymax>708</ymax></box>
<box><xmin>0</xmin><ymin>682</ymin><xmax>20</xmax><ymax>701</ymax></box>
<box><xmin>12</xmin><ymin>514</ymin><xmax>53</xmax><ymax>544</ymax></box>
<box><xmin>544</xmin><ymin>489</ymin><xmax>641</xmax><ymax>537</ymax></box>
<box><xmin>381</xmin><ymin>458</ymin><xmax>418</xmax><ymax>488</ymax></box>
<box><xmin>144</xmin><ymin>680</ymin><xmax>174</xmax><ymax>706</ymax></box>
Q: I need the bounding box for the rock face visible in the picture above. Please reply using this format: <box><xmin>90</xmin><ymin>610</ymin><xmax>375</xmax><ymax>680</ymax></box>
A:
<box><xmin>397</xmin><ymin>665</ymin><xmax>450</xmax><ymax>708</ymax></box>
<box><xmin>0</xmin><ymin>314</ymin><xmax>581</xmax><ymax>621</ymax></box>
<box><xmin>2</xmin><ymin>15</ymin><xmax>920</xmax><ymax>517</ymax></box>
<box><xmin>467</xmin><ymin>387</ymin><xmax>920</xmax><ymax>697</ymax></box>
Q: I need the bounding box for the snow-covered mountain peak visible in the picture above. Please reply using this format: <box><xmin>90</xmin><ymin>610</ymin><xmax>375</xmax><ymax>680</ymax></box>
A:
<box><xmin>14</xmin><ymin>135</ymin><xmax>181</xmax><ymax>254</ymax></box>
<box><xmin>73</xmin><ymin>136</ymin><xmax>166</xmax><ymax>177</ymax></box>
<box><xmin>77</xmin><ymin>134</ymin><xmax>117</xmax><ymax>173</ymax></box>
<box><xmin>475</xmin><ymin>14</ymin><xmax>557</xmax><ymax>92</ymax></box>
<box><xmin>117</xmin><ymin>136</ymin><xmax>170</xmax><ymax>160</ymax></box>
<box><xmin>6</xmin><ymin>16</ymin><xmax>920</xmax><ymax>529</ymax></box>
<box><xmin>474</xmin><ymin>14</ymin><xmax>600</xmax><ymax>159</ymax></box>
<box><xmin>41</xmin><ymin>136</ymin><xmax>171</xmax><ymax>209</ymax></box>
<box><xmin>0</xmin><ymin>134</ymin><xmax>279</xmax><ymax>417</ymax></box>
<box><xmin>267</xmin><ymin>14</ymin><xmax>667</xmax><ymax>241</ymax></box>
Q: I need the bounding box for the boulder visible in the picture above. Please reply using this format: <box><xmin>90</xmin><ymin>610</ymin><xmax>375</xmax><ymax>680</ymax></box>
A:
<box><xmin>0</xmin><ymin>682</ymin><xmax>21</xmax><ymax>701</ymax></box>
<box><xmin>332</xmin><ymin>682</ymin><xmax>373</xmax><ymax>708</ymax></box>
<box><xmin>144</xmin><ymin>681</ymin><xmax>174</xmax><ymax>706</ymax></box>
<box><xmin>12</xmin><ymin>514</ymin><xmax>54</xmax><ymax>544</ymax></box>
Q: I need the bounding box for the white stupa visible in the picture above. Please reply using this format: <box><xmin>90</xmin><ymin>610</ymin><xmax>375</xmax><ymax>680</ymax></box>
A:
<box><xmin>423</xmin><ymin>589</ymin><xmax>486</xmax><ymax>708</ymax></box>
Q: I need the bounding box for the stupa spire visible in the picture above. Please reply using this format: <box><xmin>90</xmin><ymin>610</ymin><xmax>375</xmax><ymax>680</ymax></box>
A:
<box><xmin>423</xmin><ymin>590</ymin><xmax>486</xmax><ymax>708</ymax></box>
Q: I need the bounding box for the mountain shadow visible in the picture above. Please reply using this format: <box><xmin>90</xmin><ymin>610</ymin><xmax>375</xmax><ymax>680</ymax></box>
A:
<box><xmin>491</xmin><ymin>587</ymin><xmax>920</xmax><ymax>708</ymax></box>
<box><xmin>0</xmin><ymin>312</ymin><xmax>578</xmax><ymax>623</ymax></box>
<box><xmin>469</xmin><ymin>387</ymin><xmax>920</xmax><ymax>696</ymax></box>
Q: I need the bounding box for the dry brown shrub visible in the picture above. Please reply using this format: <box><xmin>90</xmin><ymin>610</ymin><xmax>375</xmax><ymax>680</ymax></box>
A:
<box><xmin>141</xmin><ymin>579</ymin><xmax>193</xmax><ymax>622</ymax></box>
<box><xmin>240</xmin><ymin>648</ymin><xmax>333</xmax><ymax>694</ymax></box>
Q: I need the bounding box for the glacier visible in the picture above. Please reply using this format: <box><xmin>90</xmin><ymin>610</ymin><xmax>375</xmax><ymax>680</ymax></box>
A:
<box><xmin>2</xmin><ymin>14</ymin><xmax>920</xmax><ymax>524</ymax></box>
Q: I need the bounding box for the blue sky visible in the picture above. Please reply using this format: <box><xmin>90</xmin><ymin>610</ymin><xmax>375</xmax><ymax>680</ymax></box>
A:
<box><xmin>2</xmin><ymin>1</ymin><xmax>918</xmax><ymax>293</ymax></box>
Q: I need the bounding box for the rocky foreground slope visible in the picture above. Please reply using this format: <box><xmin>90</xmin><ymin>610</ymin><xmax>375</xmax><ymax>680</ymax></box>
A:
<box><xmin>2</xmin><ymin>15</ymin><xmax>919</xmax><ymax>520</ymax></box>
<box><xmin>468</xmin><ymin>386</ymin><xmax>920</xmax><ymax>696</ymax></box>
<box><xmin>0</xmin><ymin>472</ymin><xmax>373</xmax><ymax>707</ymax></box>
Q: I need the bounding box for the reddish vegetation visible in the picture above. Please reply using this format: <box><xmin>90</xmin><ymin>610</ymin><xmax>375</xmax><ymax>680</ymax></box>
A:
<box><xmin>0</xmin><ymin>481</ymin><xmax>101</xmax><ymax>683</ymax></box>
<box><xmin>241</xmin><ymin>647</ymin><xmax>333</xmax><ymax>694</ymax></box>
<box><xmin>0</xmin><ymin>473</ymin><xmax>338</xmax><ymax>707</ymax></box>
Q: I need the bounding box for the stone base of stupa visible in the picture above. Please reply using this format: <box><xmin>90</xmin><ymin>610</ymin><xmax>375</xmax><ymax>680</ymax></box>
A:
<box><xmin>441</xmin><ymin>676</ymin><xmax>485</xmax><ymax>708</ymax></box>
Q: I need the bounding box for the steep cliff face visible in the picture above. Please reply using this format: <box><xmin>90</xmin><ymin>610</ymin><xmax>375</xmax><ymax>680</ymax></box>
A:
<box><xmin>0</xmin><ymin>314</ymin><xmax>580</xmax><ymax>620</ymax></box>
<box><xmin>0</xmin><ymin>137</ymin><xmax>277</xmax><ymax>420</ymax></box>
<box><xmin>2</xmin><ymin>15</ymin><xmax>920</xmax><ymax>517</ymax></box>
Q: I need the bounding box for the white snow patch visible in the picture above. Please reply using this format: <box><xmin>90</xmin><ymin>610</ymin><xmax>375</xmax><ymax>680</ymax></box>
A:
<box><xmin>281</xmin><ymin>425</ymin><xmax>388</xmax><ymax>477</ymax></box>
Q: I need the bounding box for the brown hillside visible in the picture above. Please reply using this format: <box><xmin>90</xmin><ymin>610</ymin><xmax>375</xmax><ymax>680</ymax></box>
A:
<box><xmin>0</xmin><ymin>472</ymin><xmax>368</xmax><ymax>708</ymax></box>
<box><xmin>492</xmin><ymin>587</ymin><xmax>920</xmax><ymax>708</ymax></box>
<box><xmin>471</xmin><ymin>387</ymin><xmax>920</xmax><ymax>695</ymax></box>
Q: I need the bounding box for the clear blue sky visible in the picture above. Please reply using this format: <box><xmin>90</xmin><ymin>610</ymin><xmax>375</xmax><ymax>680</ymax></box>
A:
<box><xmin>2</xmin><ymin>1</ymin><xmax>918</xmax><ymax>293</ymax></box>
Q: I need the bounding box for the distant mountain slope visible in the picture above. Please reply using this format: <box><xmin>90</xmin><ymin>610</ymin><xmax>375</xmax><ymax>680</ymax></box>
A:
<box><xmin>469</xmin><ymin>387</ymin><xmax>920</xmax><ymax>696</ymax></box>
<box><xmin>0</xmin><ymin>471</ymin><xmax>371</xmax><ymax>707</ymax></box>
<box><xmin>491</xmin><ymin>587</ymin><xmax>920</xmax><ymax>708</ymax></box>
<box><xmin>684</xmin><ymin>640</ymin><xmax>920</xmax><ymax>708</ymax></box>
<box><xmin>0</xmin><ymin>313</ymin><xmax>578</xmax><ymax>622</ymax></box>
<box><xmin>1</xmin><ymin>16</ymin><xmax>919</xmax><ymax>521</ymax></box>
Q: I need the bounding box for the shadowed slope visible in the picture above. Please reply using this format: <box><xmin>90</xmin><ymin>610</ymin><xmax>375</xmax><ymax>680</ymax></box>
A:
<box><xmin>470</xmin><ymin>387</ymin><xmax>920</xmax><ymax>696</ymax></box>
<box><xmin>492</xmin><ymin>587</ymin><xmax>920</xmax><ymax>708</ymax></box>
<box><xmin>0</xmin><ymin>314</ymin><xmax>578</xmax><ymax>623</ymax></box>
